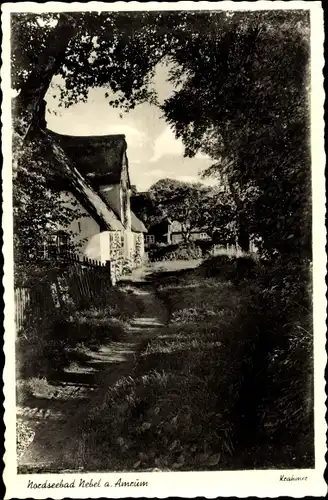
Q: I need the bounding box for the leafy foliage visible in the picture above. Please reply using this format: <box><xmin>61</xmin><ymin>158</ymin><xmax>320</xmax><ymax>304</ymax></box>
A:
<box><xmin>149</xmin><ymin>179</ymin><xmax>212</xmax><ymax>242</ymax></box>
<box><xmin>11</xmin><ymin>13</ymin><xmax>61</xmax><ymax>92</ymax></box>
<box><xmin>11</xmin><ymin>10</ymin><xmax>311</xmax><ymax>262</ymax></box>
<box><xmin>162</xmin><ymin>10</ymin><xmax>311</xmax><ymax>259</ymax></box>
<box><xmin>11</xmin><ymin>11</ymin><xmax>242</xmax><ymax>109</ymax></box>
<box><xmin>148</xmin><ymin>242</ymin><xmax>202</xmax><ymax>262</ymax></box>
<box><xmin>200</xmin><ymin>186</ymin><xmax>239</xmax><ymax>245</ymax></box>
<box><xmin>13</xmin><ymin>132</ymin><xmax>81</xmax><ymax>262</ymax></box>
<box><xmin>130</xmin><ymin>191</ymin><xmax>163</xmax><ymax>226</ymax></box>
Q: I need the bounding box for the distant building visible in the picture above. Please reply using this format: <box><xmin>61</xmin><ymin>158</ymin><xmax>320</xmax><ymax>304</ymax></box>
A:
<box><xmin>145</xmin><ymin>219</ymin><xmax>210</xmax><ymax>247</ymax></box>
<box><xmin>169</xmin><ymin>221</ymin><xmax>211</xmax><ymax>244</ymax></box>
<box><xmin>145</xmin><ymin>219</ymin><xmax>172</xmax><ymax>247</ymax></box>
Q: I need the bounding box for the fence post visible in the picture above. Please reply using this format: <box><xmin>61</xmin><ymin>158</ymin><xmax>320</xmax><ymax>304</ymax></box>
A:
<box><xmin>106</xmin><ymin>260</ymin><xmax>115</xmax><ymax>286</ymax></box>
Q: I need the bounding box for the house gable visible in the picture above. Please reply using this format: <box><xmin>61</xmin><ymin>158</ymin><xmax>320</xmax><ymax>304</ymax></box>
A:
<box><xmin>46</xmin><ymin>129</ymin><xmax>125</xmax><ymax>231</ymax></box>
<box><xmin>99</xmin><ymin>151</ymin><xmax>131</xmax><ymax>228</ymax></box>
<box><xmin>46</xmin><ymin>128</ymin><xmax>146</xmax><ymax>235</ymax></box>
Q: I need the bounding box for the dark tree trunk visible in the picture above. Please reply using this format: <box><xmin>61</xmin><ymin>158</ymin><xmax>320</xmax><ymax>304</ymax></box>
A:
<box><xmin>12</xmin><ymin>13</ymin><xmax>77</xmax><ymax>137</ymax></box>
<box><xmin>229</xmin><ymin>182</ymin><xmax>250</xmax><ymax>253</ymax></box>
<box><xmin>182</xmin><ymin>232</ymin><xmax>191</xmax><ymax>244</ymax></box>
<box><xmin>11</xmin><ymin>13</ymin><xmax>105</xmax><ymax>233</ymax></box>
<box><xmin>237</xmin><ymin>215</ymin><xmax>250</xmax><ymax>252</ymax></box>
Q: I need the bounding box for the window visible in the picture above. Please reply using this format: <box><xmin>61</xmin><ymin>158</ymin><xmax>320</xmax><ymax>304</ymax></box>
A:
<box><xmin>78</xmin><ymin>221</ymin><xmax>81</xmax><ymax>233</ymax></box>
<box><xmin>146</xmin><ymin>235</ymin><xmax>155</xmax><ymax>245</ymax></box>
<box><xmin>199</xmin><ymin>233</ymin><xmax>208</xmax><ymax>240</ymax></box>
<box><xmin>47</xmin><ymin>231</ymin><xmax>70</xmax><ymax>256</ymax></box>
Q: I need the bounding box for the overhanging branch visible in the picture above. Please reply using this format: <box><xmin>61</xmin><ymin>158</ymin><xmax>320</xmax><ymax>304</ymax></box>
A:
<box><xmin>12</xmin><ymin>13</ymin><xmax>78</xmax><ymax>138</ymax></box>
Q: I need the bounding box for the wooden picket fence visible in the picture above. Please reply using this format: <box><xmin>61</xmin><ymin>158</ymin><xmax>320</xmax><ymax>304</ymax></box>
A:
<box><xmin>14</xmin><ymin>254</ymin><xmax>117</xmax><ymax>335</ymax></box>
<box><xmin>15</xmin><ymin>288</ymin><xmax>31</xmax><ymax>335</ymax></box>
<box><xmin>54</xmin><ymin>251</ymin><xmax>107</xmax><ymax>267</ymax></box>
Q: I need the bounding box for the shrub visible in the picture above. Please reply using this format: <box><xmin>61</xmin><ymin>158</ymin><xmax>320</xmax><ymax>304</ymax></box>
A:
<box><xmin>17</xmin><ymin>376</ymin><xmax>57</xmax><ymax>401</ymax></box>
<box><xmin>16</xmin><ymin>309</ymin><xmax>72</xmax><ymax>379</ymax></box>
<box><xmin>148</xmin><ymin>242</ymin><xmax>202</xmax><ymax>262</ymax></box>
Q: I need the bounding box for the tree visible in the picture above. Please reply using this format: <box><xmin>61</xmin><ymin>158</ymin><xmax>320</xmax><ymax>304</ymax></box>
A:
<box><xmin>12</xmin><ymin>133</ymin><xmax>82</xmax><ymax>262</ymax></box>
<box><xmin>200</xmin><ymin>184</ymin><xmax>238</xmax><ymax>246</ymax></box>
<box><xmin>11</xmin><ymin>11</ymin><xmax>311</xmax><ymax>261</ymax></box>
<box><xmin>162</xmin><ymin>10</ymin><xmax>311</xmax><ymax>259</ymax></box>
<box><xmin>149</xmin><ymin>179</ymin><xmax>212</xmax><ymax>243</ymax></box>
<box><xmin>130</xmin><ymin>191</ymin><xmax>163</xmax><ymax>226</ymax></box>
<box><xmin>11</xmin><ymin>12</ymin><xmax>169</xmax><ymax>261</ymax></box>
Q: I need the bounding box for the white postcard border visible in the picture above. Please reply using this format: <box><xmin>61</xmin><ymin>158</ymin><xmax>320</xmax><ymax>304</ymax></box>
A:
<box><xmin>2</xmin><ymin>2</ymin><xmax>326</xmax><ymax>498</ymax></box>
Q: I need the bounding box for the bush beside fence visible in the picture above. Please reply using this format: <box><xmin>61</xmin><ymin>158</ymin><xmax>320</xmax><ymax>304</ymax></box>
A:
<box><xmin>148</xmin><ymin>242</ymin><xmax>202</xmax><ymax>262</ymax></box>
<box><xmin>14</xmin><ymin>255</ymin><xmax>124</xmax><ymax>382</ymax></box>
<box><xmin>14</xmin><ymin>255</ymin><xmax>116</xmax><ymax>336</ymax></box>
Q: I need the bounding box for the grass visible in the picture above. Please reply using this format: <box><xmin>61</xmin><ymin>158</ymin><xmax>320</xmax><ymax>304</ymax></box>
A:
<box><xmin>17</xmin><ymin>255</ymin><xmax>313</xmax><ymax>471</ymax></box>
<box><xmin>16</xmin><ymin>284</ymin><xmax>143</xmax><ymax>386</ymax></box>
<box><xmin>82</xmin><ymin>368</ymin><xmax>236</xmax><ymax>471</ymax></box>
<box><xmin>78</xmin><ymin>255</ymin><xmax>314</xmax><ymax>472</ymax></box>
<box><xmin>17</xmin><ymin>377</ymin><xmax>57</xmax><ymax>401</ymax></box>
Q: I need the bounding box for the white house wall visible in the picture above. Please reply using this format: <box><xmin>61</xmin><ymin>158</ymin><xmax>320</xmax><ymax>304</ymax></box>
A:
<box><xmin>134</xmin><ymin>232</ymin><xmax>145</xmax><ymax>266</ymax></box>
<box><xmin>57</xmin><ymin>191</ymin><xmax>101</xmax><ymax>260</ymax></box>
<box><xmin>57</xmin><ymin>189</ymin><xmax>144</xmax><ymax>271</ymax></box>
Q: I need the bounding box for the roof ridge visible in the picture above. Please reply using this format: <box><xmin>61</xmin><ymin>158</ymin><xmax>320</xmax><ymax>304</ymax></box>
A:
<box><xmin>131</xmin><ymin>211</ymin><xmax>147</xmax><ymax>233</ymax></box>
<box><xmin>47</xmin><ymin>129</ymin><xmax>126</xmax><ymax>140</ymax></box>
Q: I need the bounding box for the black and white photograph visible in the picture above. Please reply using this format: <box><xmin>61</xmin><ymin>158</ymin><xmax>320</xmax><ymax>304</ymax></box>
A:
<box><xmin>2</xmin><ymin>2</ymin><xmax>326</xmax><ymax>498</ymax></box>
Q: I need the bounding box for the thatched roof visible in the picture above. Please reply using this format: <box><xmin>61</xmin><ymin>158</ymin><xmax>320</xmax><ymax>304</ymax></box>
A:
<box><xmin>47</xmin><ymin>130</ymin><xmax>127</xmax><ymax>187</ymax></box>
<box><xmin>131</xmin><ymin>212</ymin><xmax>147</xmax><ymax>233</ymax></box>
<box><xmin>44</xmin><ymin>129</ymin><xmax>146</xmax><ymax>233</ymax></box>
<box><xmin>44</xmin><ymin>130</ymin><xmax>125</xmax><ymax>231</ymax></box>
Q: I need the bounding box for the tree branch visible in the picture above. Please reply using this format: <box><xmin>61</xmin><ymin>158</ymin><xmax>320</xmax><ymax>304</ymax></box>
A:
<box><xmin>13</xmin><ymin>13</ymin><xmax>78</xmax><ymax>138</ymax></box>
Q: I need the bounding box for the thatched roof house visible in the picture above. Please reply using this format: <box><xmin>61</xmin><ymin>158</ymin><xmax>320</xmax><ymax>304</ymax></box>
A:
<box><xmin>45</xmin><ymin>129</ymin><xmax>146</xmax><ymax>268</ymax></box>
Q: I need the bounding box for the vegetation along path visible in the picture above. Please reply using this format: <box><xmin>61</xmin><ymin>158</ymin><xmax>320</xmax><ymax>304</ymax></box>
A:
<box><xmin>17</xmin><ymin>264</ymin><xmax>170</xmax><ymax>473</ymax></box>
<box><xmin>17</xmin><ymin>257</ymin><xmax>313</xmax><ymax>472</ymax></box>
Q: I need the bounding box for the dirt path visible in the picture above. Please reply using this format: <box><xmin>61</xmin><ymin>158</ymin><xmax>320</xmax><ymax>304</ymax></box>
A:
<box><xmin>17</xmin><ymin>268</ymin><xmax>168</xmax><ymax>473</ymax></box>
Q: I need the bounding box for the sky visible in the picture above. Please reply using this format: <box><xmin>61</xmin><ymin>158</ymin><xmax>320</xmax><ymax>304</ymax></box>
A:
<box><xmin>45</xmin><ymin>61</ymin><xmax>215</xmax><ymax>192</ymax></box>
